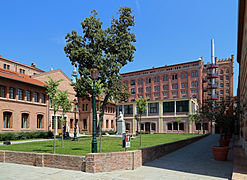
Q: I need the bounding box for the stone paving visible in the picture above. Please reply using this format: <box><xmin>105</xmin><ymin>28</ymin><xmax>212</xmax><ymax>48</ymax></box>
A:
<box><xmin>0</xmin><ymin>135</ymin><xmax>233</xmax><ymax>180</ymax></box>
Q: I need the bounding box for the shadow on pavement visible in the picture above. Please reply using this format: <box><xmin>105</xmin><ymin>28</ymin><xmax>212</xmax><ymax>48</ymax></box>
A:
<box><xmin>144</xmin><ymin>135</ymin><xmax>233</xmax><ymax>179</ymax></box>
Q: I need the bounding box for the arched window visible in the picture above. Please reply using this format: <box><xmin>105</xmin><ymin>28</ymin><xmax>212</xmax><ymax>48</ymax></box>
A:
<box><xmin>21</xmin><ymin>113</ymin><xmax>29</xmax><ymax>128</ymax></box>
<box><xmin>106</xmin><ymin>120</ymin><xmax>109</xmax><ymax>128</ymax></box>
<box><xmin>173</xmin><ymin>122</ymin><xmax>178</xmax><ymax>130</ymax></box>
<box><xmin>179</xmin><ymin>123</ymin><xmax>184</xmax><ymax>131</ymax></box>
<box><xmin>167</xmin><ymin>123</ymin><xmax>172</xmax><ymax>130</ymax></box>
<box><xmin>226</xmin><ymin>69</ymin><xmax>229</xmax><ymax>73</ymax></box>
<box><xmin>3</xmin><ymin>112</ymin><xmax>12</xmax><ymax>128</ymax></box>
<box><xmin>37</xmin><ymin>114</ymin><xmax>43</xmax><ymax>129</ymax></box>
<box><xmin>220</xmin><ymin>70</ymin><xmax>223</xmax><ymax>74</ymax></box>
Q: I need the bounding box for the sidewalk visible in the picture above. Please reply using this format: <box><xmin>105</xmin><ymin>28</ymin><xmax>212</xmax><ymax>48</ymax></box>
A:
<box><xmin>0</xmin><ymin>134</ymin><xmax>90</xmax><ymax>146</ymax></box>
<box><xmin>0</xmin><ymin>134</ymin><xmax>233</xmax><ymax>180</ymax></box>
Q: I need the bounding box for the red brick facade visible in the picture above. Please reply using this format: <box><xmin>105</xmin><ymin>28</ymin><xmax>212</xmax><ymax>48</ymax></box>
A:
<box><xmin>0</xmin><ymin>57</ymin><xmax>116</xmax><ymax>134</ymax></box>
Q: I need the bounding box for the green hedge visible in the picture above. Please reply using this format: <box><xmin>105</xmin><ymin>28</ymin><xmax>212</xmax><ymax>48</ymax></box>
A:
<box><xmin>0</xmin><ymin>131</ymin><xmax>54</xmax><ymax>141</ymax></box>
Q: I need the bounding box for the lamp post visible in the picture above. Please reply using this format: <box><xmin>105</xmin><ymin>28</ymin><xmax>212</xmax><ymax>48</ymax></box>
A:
<box><xmin>72</xmin><ymin>99</ymin><xmax>78</xmax><ymax>141</ymax></box>
<box><xmin>90</xmin><ymin>67</ymin><xmax>98</xmax><ymax>153</ymax></box>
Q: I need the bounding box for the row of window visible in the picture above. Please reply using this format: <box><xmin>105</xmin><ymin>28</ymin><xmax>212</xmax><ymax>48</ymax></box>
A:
<box><xmin>220</xmin><ymin>76</ymin><xmax>229</xmax><ymax>81</ymax></box>
<box><xmin>3</xmin><ymin>112</ymin><xmax>44</xmax><ymax>129</ymax></box>
<box><xmin>220</xmin><ymin>69</ymin><xmax>229</xmax><ymax>74</ymax></box>
<box><xmin>127</xmin><ymin>71</ymin><xmax>199</xmax><ymax>86</ymax></box>
<box><xmin>3</xmin><ymin>64</ymin><xmax>10</xmax><ymax>70</ymax></box>
<box><xmin>3</xmin><ymin>64</ymin><xmax>28</xmax><ymax>75</ymax></box>
<box><xmin>105</xmin><ymin>119</ymin><xmax>114</xmax><ymax>129</ymax></box>
<box><xmin>131</xmin><ymin>81</ymin><xmax>198</xmax><ymax>94</ymax></box>
<box><xmin>220</xmin><ymin>83</ymin><xmax>230</xmax><ymax>87</ymax></box>
<box><xmin>0</xmin><ymin>85</ymin><xmax>45</xmax><ymax>103</ymax></box>
<box><xmin>167</xmin><ymin>122</ymin><xmax>185</xmax><ymax>131</ymax></box>
<box><xmin>118</xmin><ymin>100</ymin><xmax>190</xmax><ymax>115</ymax></box>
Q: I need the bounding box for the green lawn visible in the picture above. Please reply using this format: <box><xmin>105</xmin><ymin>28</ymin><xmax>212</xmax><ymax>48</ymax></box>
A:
<box><xmin>0</xmin><ymin>134</ymin><xmax>201</xmax><ymax>156</ymax></box>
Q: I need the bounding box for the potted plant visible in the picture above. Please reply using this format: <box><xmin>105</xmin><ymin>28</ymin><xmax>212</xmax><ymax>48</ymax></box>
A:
<box><xmin>210</xmin><ymin>100</ymin><xmax>234</xmax><ymax>161</ymax></box>
<box><xmin>200</xmin><ymin>99</ymin><xmax>234</xmax><ymax>161</ymax></box>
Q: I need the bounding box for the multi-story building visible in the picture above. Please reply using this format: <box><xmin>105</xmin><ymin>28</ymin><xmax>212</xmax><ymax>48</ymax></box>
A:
<box><xmin>237</xmin><ymin>0</ymin><xmax>247</xmax><ymax>155</ymax></box>
<box><xmin>203</xmin><ymin>55</ymin><xmax>234</xmax><ymax>102</ymax></box>
<box><xmin>119</xmin><ymin>55</ymin><xmax>234</xmax><ymax>134</ymax></box>
<box><xmin>121</xmin><ymin>59</ymin><xmax>204</xmax><ymax>105</ymax></box>
<box><xmin>0</xmin><ymin>56</ymin><xmax>116</xmax><ymax>134</ymax></box>
<box><xmin>0</xmin><ymin>55</ymin><xmax>44</xmax><ymax>75</ymax></box>
<box><xmin>0</xmin><ymin>68</ymin><xmax>48</xmax><ymax>133</ymax></box>
<box><xmin>119</xmin><ymin>59</ymin><xmax>205</xmax><ymax>134</ymax></box>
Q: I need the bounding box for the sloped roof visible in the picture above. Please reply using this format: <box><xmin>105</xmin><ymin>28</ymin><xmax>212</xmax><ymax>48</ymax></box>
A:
<box><xmin>0</xmin><ymin>68</ymin><xmax>45</xmax><ymax>87</ymax></box>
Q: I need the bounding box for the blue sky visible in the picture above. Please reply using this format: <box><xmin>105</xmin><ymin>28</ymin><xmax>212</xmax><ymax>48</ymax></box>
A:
<box><xmin>0</xmin><ymin>0</ymin><xmax>238</xmax><ymax>95</ymax></box>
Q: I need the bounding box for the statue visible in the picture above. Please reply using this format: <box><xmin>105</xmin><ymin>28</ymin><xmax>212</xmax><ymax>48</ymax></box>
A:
<box><xmin>117</xmin><ymin>111</ymin><xmax>125</xmax><ymax>135</ymax></box>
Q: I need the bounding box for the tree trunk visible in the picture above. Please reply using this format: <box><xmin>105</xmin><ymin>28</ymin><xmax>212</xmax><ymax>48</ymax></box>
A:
<box><xmin>61</xmin><ymin>112</ymin><xmax>64</xmax><ymax>148</ymax></box>
<box><xmin>140</xmin><ymin>114</ymin><xmax>142</xmax><ymax>147</ymax></box>
<box><xmin>98</xmin><ymin>95</ymin><xmax>109</xmax><ymax>152</ymax></box>
<box><xmin>53</xmin><ymin>106</ymin><xmax>56</xmax><ymax>154</ymax></box>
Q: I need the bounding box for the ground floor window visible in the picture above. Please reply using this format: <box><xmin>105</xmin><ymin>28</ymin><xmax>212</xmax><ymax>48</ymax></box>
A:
<box><xmin>173</xmin><ymin>122</ymin><xmax>178</xmax><ymax>130</ymax></box>
<box><xmin>83</xmin><ymin>119</ymin><xmax>87</xmax><ymax>130</ymax></box>
<box><xmin>151</xmin><ymin>123</ymin><xmax>156</xmax><ymax>131</ymax></box>
<box><xmin>179</xmin><ymin>123</ymin><xmax>184</xmax><ymax>131</ymax></box>
<box><xmin>126</xmin><ymin>123</ymin><xmax>130</xmax><ymax>131</ymax></box>
<box><xmin>3</xmin><ymin>112</ymin><xmax>12</xmax><ymax>128</ymax></box>
<box><xmin>196</xmin><ymin>123</ymin><xmax>201</xmax><ymax>130</ymax></box>
<box><xmin>106</xmin><ymin>120</ymin><xmax>109</xmax><ymax>128</ymax></box>
<box><xmin>21</xmin><ymin>113</ymin><xmax>29</xmax><ymax>128</ymax></box>
<box><xmin>57</xmin><ymin>117</ymin><xmax>62</xmax><ymax>130</ymax></box>
<box><xmin>70</xmin><ymin>119</ymin><xmax>73</xmax><ymax>129</ymax></box>
<box><xmin>141</xmin><ymin>123</ymin><xmax>144</xmax><ymax>131</ymax></box>
<box><xmin>167</xmin><ymin>123</ymin><xmax>172</xmax><ymax>130</ymax></box>
<box><xmin>111</xmin><ymin>120</ymin><xmax>114</xmax><ymax>128</ymax></box>
<box><xmin>37</xmin><ymin>114</ymin><xmax>43</xmax><ymax>128</ymax></box>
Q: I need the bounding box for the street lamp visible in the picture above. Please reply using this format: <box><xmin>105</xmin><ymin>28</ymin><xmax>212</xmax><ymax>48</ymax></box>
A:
<box><xmin>72</xmin><ymin>99</ymin><xmax>78</xmax><ymax>141</ymax></box>
<box><xmin>90</xmin><ymin>67</ymin><xmax>98</xmax><ymax>153</ymax></box>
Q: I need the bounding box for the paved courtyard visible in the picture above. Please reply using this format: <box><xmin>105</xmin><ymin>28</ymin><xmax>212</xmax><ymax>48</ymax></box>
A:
<box><xmin>0</xmin><ymin>135</ymin><xmax>233</xmax><ymax>180</ymax></box>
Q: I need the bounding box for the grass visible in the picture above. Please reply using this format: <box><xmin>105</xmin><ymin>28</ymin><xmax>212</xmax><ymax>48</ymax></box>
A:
<box><xmin>0</xmin><ymin>134</ymin><xmax>201</xmax><ymax>156</ymax></box>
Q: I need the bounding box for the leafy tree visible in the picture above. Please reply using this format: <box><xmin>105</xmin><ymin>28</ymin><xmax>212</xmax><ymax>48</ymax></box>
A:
<box><xmin>64</xmin><ymin>7</ymin><xmax>136</xmax><ymax>151</ymax></box>
<box><xmin>57</xmin><ymin>90</ymin><xmax>72</xmax><ymax>148</ymax></box>
<box><xmin>199</xmin><ymin>99</ymin><xmax>234</xmax><ymax>135</ymax></box>
<box><xmin>44</xmin><ymin>77</ymin><xmax>63</xmax><ymax>154</ymax></box>
<box><xmin>136</xmin><ymin>97</ymin><xmax>147</xmax><ymax>146</ymax></box>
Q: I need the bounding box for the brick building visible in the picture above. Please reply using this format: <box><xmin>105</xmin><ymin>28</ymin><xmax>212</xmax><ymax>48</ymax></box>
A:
<box><xmin>0</xmin><ymin>55</ymin><xmax>44</xmax><ymax>75</ymax></box>
<box><xmin>119</xmin><ymin>56</ymin><xmax>234</xmax><ymax>134</ymax></box>
<box><xmin>0</xmin><ymin>68</ymin><xmax>48</xmax><ymax>133</ymax></box>
<box><xmin>0</xmin><ymin>56</ymin><xmax>116</xmax><ymax>134</ymax></box>
<box><xmin>121</xmin><ymin>59</ymin><xmax>204</xmax><ymax>104</ymax></box>
<box><xmin>237</xmin><ymin>0</ymin><xmax>247</xmax><ymax>155</ymax></box>
<box><xmin>203</xmin><ymin>55</ymin><xmax>234</xmax><ymax>102</ymax></box>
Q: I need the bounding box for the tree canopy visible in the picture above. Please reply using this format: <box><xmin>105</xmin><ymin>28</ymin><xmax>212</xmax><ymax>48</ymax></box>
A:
<box><xmin>64</xmin><ymin>7</ymin><xmax>136</xmax><ymax>136</ymax></box>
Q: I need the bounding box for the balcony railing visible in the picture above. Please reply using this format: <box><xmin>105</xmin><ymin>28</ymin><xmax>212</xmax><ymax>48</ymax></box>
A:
<box><xmin>207</xmin><ymin>73</ymin><xmax>219</xmax><ymax>79</ymax></box>
<box><xmin>208</xmin><ymin>94</ymin><xmax>219</xmax><ymax>100</ymax></box>
<box><xmin>208</xmin><ymin>83</ymin><xmax>218</xmax><ymax>89</ymax></box>
<box><xmin>206</xmin><ymin>64</ymin><xmax>219</xmax><ymax>69</ymax></box>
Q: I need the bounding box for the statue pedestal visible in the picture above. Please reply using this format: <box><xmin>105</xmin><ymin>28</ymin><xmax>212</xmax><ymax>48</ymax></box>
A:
<box><xmin>117</xmin><ymin>112</ymin><xmax>125</xmax><ymax>135</ymax></box>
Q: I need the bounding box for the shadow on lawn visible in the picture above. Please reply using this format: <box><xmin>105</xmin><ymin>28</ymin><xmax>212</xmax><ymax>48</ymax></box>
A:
<box><xmin>33</xmin><ymin>149</ymin><xmax>50</xmax><ymax>153</ymax></box>
<box><xmin>72</xmin><ymin>148</ymin><xmax>83</xmax><ymax>150</ymax></box>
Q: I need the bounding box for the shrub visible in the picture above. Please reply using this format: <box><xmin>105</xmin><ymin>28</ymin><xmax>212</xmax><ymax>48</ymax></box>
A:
<box><xmin>108</xmin><ymin>130</ymin><xmax>116</xmax><ymax>135</ymax></box>
<box><xmin>0</xmin><ymin>131</ymin><xmax>54</xmax><ymax>141</ymax></box>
